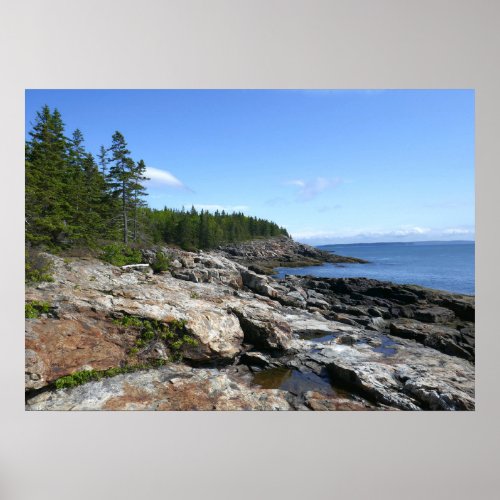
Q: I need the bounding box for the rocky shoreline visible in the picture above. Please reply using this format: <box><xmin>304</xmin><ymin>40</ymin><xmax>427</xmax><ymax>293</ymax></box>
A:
<box><xmin>218</xmin><ymin>235</ymin><xmax>367</xmax><ymax>274</ymax></box>
<box><xmin>25</xmin><ymin>238</ymin><xmax>474</xmax><ymax>411</ymax></box>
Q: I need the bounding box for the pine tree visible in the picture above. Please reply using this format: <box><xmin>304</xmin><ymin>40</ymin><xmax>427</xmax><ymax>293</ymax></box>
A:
<box><xmin>25</xmin><ymin>106</ymin><xmax>72</xmax><ymax>247</ymax></box>
<box><xmin>130</xmin><ymin>159</ymin><xmax>149</xmax><ymax>242</ymax></box>
<box><xmin>108</xmin><ymin>132</ymin><xmax>134</xmax><ymax>244</ymax></box>
<box><xmin>80</xmin><ymin>153</ymin><xmax>110</xmax><ymax>243</ymax></box>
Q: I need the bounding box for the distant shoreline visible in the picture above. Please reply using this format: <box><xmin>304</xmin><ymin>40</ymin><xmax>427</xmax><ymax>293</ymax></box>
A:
<box><xmin>316</xmin><ymin>240</ymin><xmax>475</xmax><ymax>248</ymax></box>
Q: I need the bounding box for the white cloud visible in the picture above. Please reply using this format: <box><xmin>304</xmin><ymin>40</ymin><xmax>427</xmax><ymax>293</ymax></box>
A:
<box><xmin>392</xmin><ymin>226</ymin><xmax>431</xmax><ymax>236</ymax></box>
<box><xmin>291</xmin><ymin>225</ymin><xmax>474</xmax><ymax>244</ymax></box>
<box><xmin>443</xmin><ymin>228</ymin><xmax>475</xmax><ymax>235</ymax></box>
<box><xmin>286</xmin><ymin>177</ymin><xmax>342</xmax><ymax>201</ymax></box>
<box><xmin>192</xmin><ymin>204</ymin><xmax>250</xmax><ymax>213</ymax></box>
<box><xmin>288</xmin><ymin>180</ymin><xmax>306</xmax><ymax>187</ymax></box>
<box><xmin>317</xmin><ymin>205</ymin><xmax>342</xmax><ymax>213</ymax></box>
<box><xmin>145</xmin><ymin>166</ymin><xmax>186</xmax><ymax>189</ymax></box>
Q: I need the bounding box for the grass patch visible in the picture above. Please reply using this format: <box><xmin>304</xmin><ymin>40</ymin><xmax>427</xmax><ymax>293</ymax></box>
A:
<box><xmin>113</xmin><ymin>314</ymin><xmax>195</xmax><ymax>361</ymax></box>
<box><xmin>54</xmin><ymin>360</ymin><xmax>168</xmax><ymax>390</ymax></box>
<box><xmin>25</xmin><ymin>300</ymin><xmax>52</xmax><ymax>319</ymax></box>
<box><xmin>100</xmin><ymin>243</ymin><xmax>143</xmax><ymax>267</ymax></box>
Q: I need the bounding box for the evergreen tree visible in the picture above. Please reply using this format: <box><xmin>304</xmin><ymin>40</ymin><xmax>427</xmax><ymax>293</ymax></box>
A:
<box><xmin>130</xmin><ymin>159</ymin><xmax>149</xmax><ymax>242</ymax></box>
<box><xmin>80</xmin><ymin>153</ymin><xmax>110</xmax><ymax>243</ymax></box>
<box><xmin>107</xmin><ymin>132</ymin><xmax>134</xmax><ymax>244</ymax></box>
<box><xmin>25</xmin><ymin>106</ymin><xmax>72</xmax><ymax>247</ymax></box>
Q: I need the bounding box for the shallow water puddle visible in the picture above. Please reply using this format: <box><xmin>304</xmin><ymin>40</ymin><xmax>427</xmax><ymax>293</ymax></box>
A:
<box><xmin>371</xmin><ymin>334</ymin><xmax>398</xmax><ymax>357</ymax></box>
<box><xmin>253</xmin><ymin>367</ymin><xmax>347</xmax><ymax>398</ymax></box>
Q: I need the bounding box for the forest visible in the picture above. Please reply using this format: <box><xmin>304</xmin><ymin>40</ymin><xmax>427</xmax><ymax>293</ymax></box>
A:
<box><xmin>25</xmin><ymin>105</ymin><xmax>289</xmax><ymax>255</ymax></box>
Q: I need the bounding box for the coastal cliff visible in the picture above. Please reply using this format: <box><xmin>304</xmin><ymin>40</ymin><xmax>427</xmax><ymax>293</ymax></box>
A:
<box><xmin>25</xmin><ymin>238</ymin><xmax>474</xmax><ymax>411</ymax></box>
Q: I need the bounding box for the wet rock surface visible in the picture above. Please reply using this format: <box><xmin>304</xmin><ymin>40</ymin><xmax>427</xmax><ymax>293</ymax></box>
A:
<box><xmin>25</xmin><ymin>242</ymin><xmax>474</xmax><ymax>411</ymax></box>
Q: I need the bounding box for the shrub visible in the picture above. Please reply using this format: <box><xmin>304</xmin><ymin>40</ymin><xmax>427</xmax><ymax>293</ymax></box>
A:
<box><xmin>25</xmin><ymin>300</ymin><xmax>51</xmax><ymax>318</ymax></box>
<box><xmin>100</xmin><ymin>243</ymin><xmax>143</xmax><ymax>267</ymax></box>
<box><xmin>150</xmin><ymin>252</ymin><xmax>170</xmax><ymax>273</ymax></box>
<box><xmin>113</xmin><ymin>314</ymin><xmax>197</xmax><ymax>357</ymax></box>
<box><xmin>25</xmin><ymin>249</ymin><xmax>54</xmax><ymax>284</ymax></box>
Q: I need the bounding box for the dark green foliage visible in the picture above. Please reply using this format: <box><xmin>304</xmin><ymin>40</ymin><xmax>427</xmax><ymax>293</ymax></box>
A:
<box><xmin>150</xmin><ymin>252</ymin><xmax>170</xmax><ymax>273</ymax></box>
<box><xmin>25</xmin><ymin>249</ymin><xmax>54</xmax><ymax>284</ymax></box>
<box><xmin>131</xmin><ymin>159</ymin><xmax>149</xmax><ymax>242</ymax></box>
<box><xmin>106</xmin><ymin>134</ymin><xmax>149</xmax><ymax>244</ymax></box>
<box><xmin>143</xmin><ymin>206</ymin><xmax>289</xmax><ymax>250</ymax></box>
<box><xmin>25</xmin><ymin>300</ymin><xmax>51</xmax><ymax>318</ymax></box>
<box><xmin>25</xmin><ymin>107</ymin><xmax>118</xmax><ymax>248</ymax></box>
<box><xmin>25</xmin><ymin>106</ymin><xmax>72</xmax><ymax>247</ymax></box>
<box><xmin>100</xmin><ymin>243</ymin><xmax>143</xmax><ymax>266</ymax></box>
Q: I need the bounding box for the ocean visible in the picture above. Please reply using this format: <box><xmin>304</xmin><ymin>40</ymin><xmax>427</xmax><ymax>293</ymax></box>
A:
<box><xmin>275</xmin><ymin>241</ymin><xmax>475</xmax><ymax>295</ymax></box>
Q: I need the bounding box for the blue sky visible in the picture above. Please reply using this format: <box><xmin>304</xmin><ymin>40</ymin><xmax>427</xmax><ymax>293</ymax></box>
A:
<box><xmin>25</xmin><ymin>89</ymin><xmax>474</xmax><ymax>244</ymax></box>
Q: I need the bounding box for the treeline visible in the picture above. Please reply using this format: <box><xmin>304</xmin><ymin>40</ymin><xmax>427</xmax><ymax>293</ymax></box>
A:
<box><xmin>145</xmin><ymin>207</ymin><xmax>288</xmax><ymax>250</ymax></box>
<box><xmin>25</xmin><ymin>105</ymin><xmax>289</xmax><ymax>252</ymax></box>
<box><xmin>25</xmin><ymin>105</ymin><xmax>148</xmax><ymax>248</ymax></box>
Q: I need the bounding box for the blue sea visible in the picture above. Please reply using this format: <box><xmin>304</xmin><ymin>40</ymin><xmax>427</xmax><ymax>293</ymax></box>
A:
<box><xmin>276</xmin><ymin>241</ymin><xmax>475</xmax><ymax>295</ymax></box>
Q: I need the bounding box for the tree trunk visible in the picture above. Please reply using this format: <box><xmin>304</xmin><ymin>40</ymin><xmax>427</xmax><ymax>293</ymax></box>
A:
<box><xmin>133</xmin><ymin>191</ymin><xmax>137</xmax><ymax>242</ymax></box>
<box><xmin>122</xmin><ymin>180</ymin><xmax>128</xmax><ymax>244</ymax></box>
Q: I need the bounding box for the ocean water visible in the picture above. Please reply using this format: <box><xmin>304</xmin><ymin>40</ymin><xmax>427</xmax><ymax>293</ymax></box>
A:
<box><xmin>276</xmin><ymin>241</ymin><xmax>475</xmax><ymax>295</ymax></box>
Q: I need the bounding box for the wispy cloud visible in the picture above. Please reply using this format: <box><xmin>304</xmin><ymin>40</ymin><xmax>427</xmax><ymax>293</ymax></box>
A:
<box><xmin>192</xmin><ymin>204</ymin><xmax>250</xmax><ymax>213</ymax></box>
<box><xmin>265</xmin><ymin>197</ymin><xmax>291</xmax><ymax>207</ymax></box>
<box><xmin>443</xmin><ymin>227</ymin><xmax>475</xmax><ymax>235</ymax></box>
<box><xmin>286</xmin><ymin>177</ymin><xmax>343</xmax><ymax>201</ymax></box>
<box><xmin>145</xmin><ymin>166</ymin><xmax>189</xmax><ymax>190</ymax></box>
<box><xmin>391</xmin><ymin>226</ymin><xmax>431</xmax><ymax>236</ymax></box>
<box><xmin>317</xmin><ymin>204</ymin><xmax>342</xmax><ymax>213</ymax></box>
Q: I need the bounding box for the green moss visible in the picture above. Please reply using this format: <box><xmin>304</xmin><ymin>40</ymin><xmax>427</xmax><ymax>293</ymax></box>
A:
<box><xmin>113</xmin><ymin>315</ymin><xmax>144</xmax><ymax>328</ymax></box>
<box><xmin>170</xmin><ymin>339</ymin><xmax>183</xmax><ymax>350</ymax></box>
<box><xmin>25</xmin><ymin>300</ymin><xmax>52</xmax><ymax>319</ymax></box>
<box><xmin>190</xmin><ymin>291</ymin><xmax>200</xmax><ymax>299</ymax></box>
<box><xmin>54</xmin><ymin>360</ymin><xmax>167</xmax><ymax>390</ymax></box>
<box><xmin>182</xmin><ymin>335</ymin><xmax>199</xmax><ymax>346</ymax></box>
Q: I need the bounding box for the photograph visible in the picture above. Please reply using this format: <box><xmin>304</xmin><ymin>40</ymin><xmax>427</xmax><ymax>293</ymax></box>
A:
<box><xmin>24</xmin><ymin>89</ymin><xmax>475</xmax><ymax>411</ymax></box>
